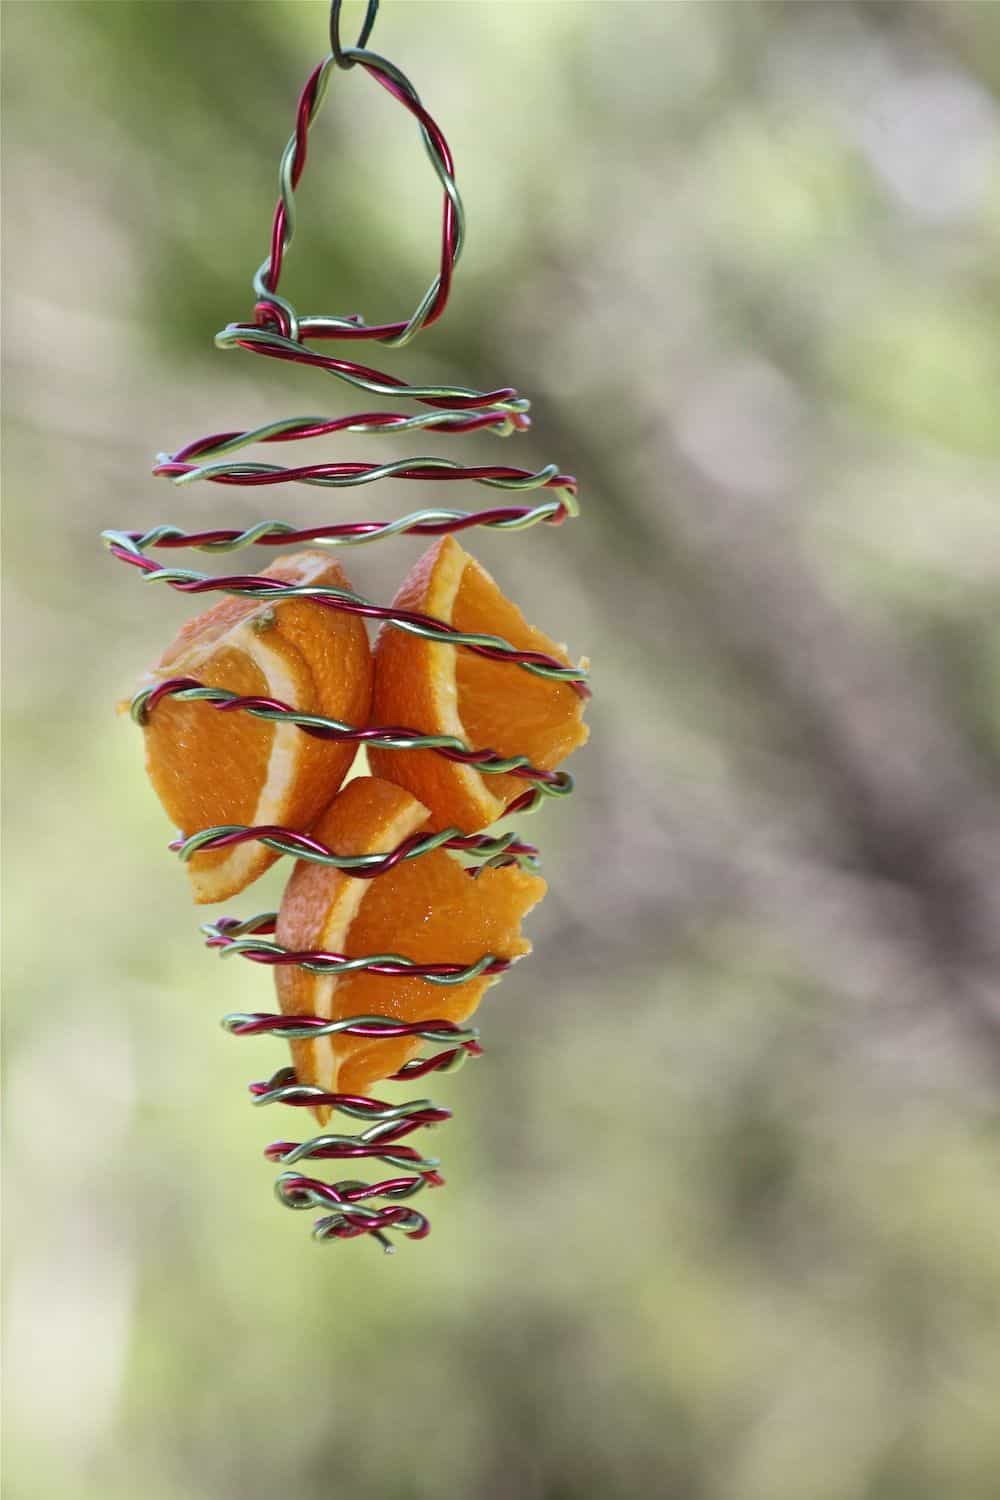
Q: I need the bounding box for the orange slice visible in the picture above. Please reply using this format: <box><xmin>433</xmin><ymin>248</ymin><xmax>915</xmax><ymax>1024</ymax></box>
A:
<box><xmin>367</xmin><ymin>535</ymin><xmax>588</xmax><ymax>832</ymax></box>
<box><xmin>141</xmin><ymin>550</ymin><xmax>372</xmax><ymax>904</ymax></box>
<box><xmin>274</xmin><ymin>776</ymin><xmax>546</xmax><ymax>1116</ymax></box>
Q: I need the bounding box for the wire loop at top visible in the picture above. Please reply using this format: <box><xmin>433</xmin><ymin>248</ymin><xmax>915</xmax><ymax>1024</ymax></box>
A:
<box><xmin>330</xmin><ymin>0</ymin><xmax>379</xmax><ymax>67</ymax></box>
<box><xmin>253</xmin><ymin>30</ymin><xmax>463</xmax><ymax>350</ymax></box>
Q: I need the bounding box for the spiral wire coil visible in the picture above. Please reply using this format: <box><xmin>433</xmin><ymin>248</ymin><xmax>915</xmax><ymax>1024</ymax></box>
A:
<box><xmin>104</xmin><ymin>0</ymin><xmax>586</xmax><ymax>1250</ymax></box>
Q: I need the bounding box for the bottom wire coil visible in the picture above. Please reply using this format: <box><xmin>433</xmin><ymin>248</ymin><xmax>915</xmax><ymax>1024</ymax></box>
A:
<box><xmin>230</xmin><ymin>1016</ymin><xmax>482</xmax><ymax>1249</ymax></box>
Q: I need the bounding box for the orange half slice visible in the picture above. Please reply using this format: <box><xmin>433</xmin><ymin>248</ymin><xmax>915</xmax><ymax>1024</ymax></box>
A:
<box><xmin>367</xmin><ymin>535</ymin><xmax>588</xmax><ymax>831</ymax></box>
<box><xmin>274</xmin><ymin>776</ymin><xmax>546</xmax><ymax>1118</ymax></box>
<box><xmin>141</xmin><ymin>550</ymin><xmax>372</xmax><ymax>904</ymax></box>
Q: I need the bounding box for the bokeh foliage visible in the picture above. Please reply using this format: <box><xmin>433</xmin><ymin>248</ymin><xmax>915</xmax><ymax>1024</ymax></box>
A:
<box><xmin>5</xmin><ymin>3</ymin><xmax>1000</xmax><ymax>1498</ymax></box>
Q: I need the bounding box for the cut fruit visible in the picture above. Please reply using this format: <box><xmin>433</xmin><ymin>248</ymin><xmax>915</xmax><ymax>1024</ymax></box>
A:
<box><xmin>367</xmin><ymin>536</ymin><xmax>589</xmax><ymax>833</ymax></box>
<box><xmin>141</xmin><ymin>550</ymin><xmax>372</xmax><ymax>904</ymax></box>
<box><xmin>274</xmin><ymin>776</ymin><xmax>546</xmax><ymax>1116</ymax></box>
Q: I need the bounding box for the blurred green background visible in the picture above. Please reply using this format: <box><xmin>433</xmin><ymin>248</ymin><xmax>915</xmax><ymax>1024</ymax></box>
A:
<box><xmin>5</xmin><ymin>2</ymin><xmax>1000</xmax><ymax>1497</ymax></box>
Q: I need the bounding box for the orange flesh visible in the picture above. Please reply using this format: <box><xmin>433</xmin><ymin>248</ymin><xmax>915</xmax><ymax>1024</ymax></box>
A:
<box><xmin>452</xmin><ymin>561</ymin><xmax>588</xmax><ymax>798</ymax></box>
<box><xmin>145</xmin><ymin>646</ymin><xmax>273</xmax><ymax>875</ymax></box>
<box><xmin>332</xmin><ymin>850</ymin><xmax>543</xmax><ymax>1092</ymax></box>
<box><xmin>368</xmin><ymin>537</ymin><xmax>588</xmax><ymax>832</ymax></box>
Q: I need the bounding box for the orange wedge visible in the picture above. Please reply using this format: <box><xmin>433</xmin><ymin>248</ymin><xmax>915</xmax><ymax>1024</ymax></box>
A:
<box><xmin>274</xmin><ymin>776</ymin><xmax>546</xmax><ymax>1116</ymax></box>
<box><xmin>141</xmin><ymin>550</ymin><xmax>372</xmax><ymax>904</ymax></box>
<box><xmin>367</xmin><ymin>536</ymin><xmax>589</xmax><ymax>832</ymax></box>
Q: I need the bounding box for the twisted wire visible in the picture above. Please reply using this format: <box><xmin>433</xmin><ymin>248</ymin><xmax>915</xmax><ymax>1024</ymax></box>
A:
<box><xmin>99</xmin><ymin>4</ymin><xmax>589</xmax><ymax>700</ymax></box>
<box><xmin>244</xmin><ymin>1062</ymin><xmax>466</xmax><ymax>1242</ymax></box>
<box><xmin>237</xmin><ymin>1027</ymin><xmax>482</xmax><ymax>1079</ymax></box>
<box><xmin>228</xmin><ymin>1020</ymin><xmax>482</xmax><ymax>1251</ymax></box>
<box><xmin>257</xmin><ymin>19</ymin><xmax>461</xmax><ymax>347</ymax></box>
<box><xmin>170</xmin><ymin>822</ymin><xmax>538</xmax><ymax>875</ymax></box>
<box><xmin>132</xmin><ymin>677</ymin><xmax>574</xmax><ymax>813</ymax></box>
<box><xmin>222</xmin><ymin>1011</ymin><xmax>480</xmax><ymax>1045</ymax></box>
<box><xmin>121</xmin><ymin>494</ymin><xmax>571</xmax><ymax>538</ymax></box>
<box><xmin>275</xmin><ymin>1173</ymin><xmax>431</xmax><ymax>1246</ymax></box>
<box><xmin>106</xmin><ymin>0</ymin><xmax>584</xmax><ymax>1249</ymax></box>
<box><xmin>149</xmin><ymin>411</ymin><xmax>577</xmax><ymax>516</ymax></box>
<box><xmin>248</xmin><ymin>1064</ymin><xmax>451</xmax><ymax>1120</ymax></box>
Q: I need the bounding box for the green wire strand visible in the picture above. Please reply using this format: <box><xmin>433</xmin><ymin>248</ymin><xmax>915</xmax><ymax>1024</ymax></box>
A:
<box><xmin>206</xmin><ymin>925</ymin><xmax>504</xmax><ymax>986</ymax></box>
<box><xmin>174</xmin><ymin>823</ymin><xmax>539</xmax><ymax>871</ymax></box>
<box><xmin>248</xmin><ymin>1066</ymin><xmax>439</xmax><ymax>1119</ymax></box>
<box><xmin>250</xmin><ymin>39</ymin><xmax>466</xmax><ymax>349</ymax></box>
<box><xmin>129</xmin><ymin>497</ymin><xmax>569</xmax><ymax>547</ymax></box>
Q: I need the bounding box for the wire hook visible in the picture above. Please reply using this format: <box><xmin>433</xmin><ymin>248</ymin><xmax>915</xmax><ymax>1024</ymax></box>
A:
<box><xmin>330</xmin><ymin>0</ymin><xmax>379</xmax><ymax>67</ymax></box>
